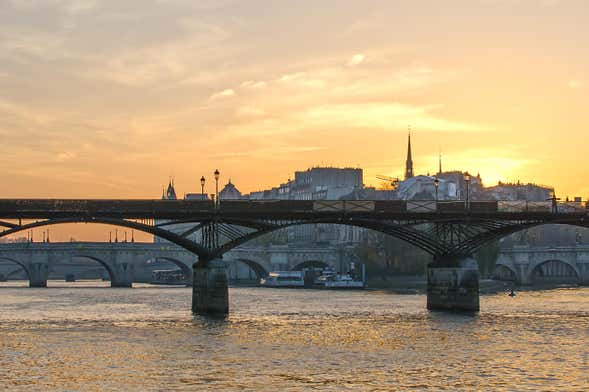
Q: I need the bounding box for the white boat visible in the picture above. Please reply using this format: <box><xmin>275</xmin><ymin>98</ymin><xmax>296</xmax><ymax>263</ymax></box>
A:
<box><xmin>260</xmin><ymin>271</ymin><xmax>305</xmax><ymax>288</ymax></box>
<box><xmin>313</xmin><ymin>268</ymin><xmax>366</xmax><ymax>289</ymax></box>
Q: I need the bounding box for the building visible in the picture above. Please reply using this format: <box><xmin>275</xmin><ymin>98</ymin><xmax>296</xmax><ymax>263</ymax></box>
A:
<box><xmin>483</xmin><ymin>181</ymin><xmax>553</xmax><ymax>201</ymax></box>
<box><xmin>405</xmin><ymin>133</ymin><xmax>414</xmax><ymax>180</ymax></box>
<box><xmin>245</xmin><ymin>167</ymin><xmax>363</xmax><ymax>201</ymax></box>
<box><xmin>219</xmin><ymin>180</ymin><xmax>242</xmax><ymax>200</ymax></box>
<box><xmin>162</xmin><ymin>180</ymin><xmax>177</xmax><ymax>200</ymax></box>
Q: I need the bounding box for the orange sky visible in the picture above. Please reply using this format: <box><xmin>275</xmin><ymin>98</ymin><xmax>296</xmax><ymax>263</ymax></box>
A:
<box><xmin>0</xmin><ymin>0</ymin><xmax>587</xmax><ymax>204</ymax></box>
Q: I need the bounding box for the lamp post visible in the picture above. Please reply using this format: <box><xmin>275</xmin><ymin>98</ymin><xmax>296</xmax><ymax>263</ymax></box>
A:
<box><xmin>464</xmin><ymin>172</ymin><xmax>471</xmax><ymax>210</ymax></box>
<box><xmin>200</xmin><ymin>176</ymin><xmax>206</xmax><ymax>200</ymax></box>
<box><xmin>214</xmin><ymin>169</ymin><xmax>220</xmax><ymax>208</ymax></box>
<box><xmin>434</xmin><ymin>177</ymin><xmax>440</xmax><ymax>203</ymax></box>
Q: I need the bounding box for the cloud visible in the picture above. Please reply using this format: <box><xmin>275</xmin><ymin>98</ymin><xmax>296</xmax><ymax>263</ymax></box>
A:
<box><xmin>347</xmin><ymin>54</ymin><xmax>365</xmax><ymax>66</ymax></box>
<box><xmin>210</xmin><ymin>88</ymin><xmax>236</xmax><ymax>100</ymax></box>
<box><xmin>240</xmin><ymin>80</ymin><xmax>267</xmax><ymax>89</ymax></box>
<box><xmin>301</xmin><ymin>103</ymin><xmax>488</xmax><ymax>132</ymax></box>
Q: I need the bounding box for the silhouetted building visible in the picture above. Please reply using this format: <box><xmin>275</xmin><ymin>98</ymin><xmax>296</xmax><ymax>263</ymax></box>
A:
<box><xmin>405</xmin><ymin>133</ymin><xmax>414</xmax><ymax>180</ymax></box>
<box><xmin>162</xmin><ymin>180</ymin><xmax>177</xmax><ymax>200</ymax></box>
<box><xmin>219</xmin><ymin>179</ymin><xmax>242</xmax><ymax>200</ymax></box>
<box><xmin>483</xmin><ymin>182</ymin><xmax>553</xmax><ymax>201</ymax></box>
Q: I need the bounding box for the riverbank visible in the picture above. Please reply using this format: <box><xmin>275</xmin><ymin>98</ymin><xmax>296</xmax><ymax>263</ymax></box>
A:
<box><xmin>365</xmin><ymin>276</ymin><xmax>582</xmax><ymax>295</ymax></box>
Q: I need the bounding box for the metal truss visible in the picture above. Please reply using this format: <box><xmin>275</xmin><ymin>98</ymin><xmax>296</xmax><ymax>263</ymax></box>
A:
<box><xmin>2</xmin><ymin>215</ymin><xmax>588</xmax><ymax>267</ymax></box>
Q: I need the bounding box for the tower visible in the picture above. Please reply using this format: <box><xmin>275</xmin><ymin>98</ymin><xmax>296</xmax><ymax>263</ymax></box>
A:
<box><xmin>438</xmin><ymin>151</ymin><xmax>442</xmax><ymax>175</ymax></box>
<box><xmin>163</xmin><ymin>179</ymin><xmax>177</xmax><ymax>200</ymax></box>
<box><xmin>405</xmin><ymin>131</ymin><xmax>414</xmax><ymax>180</ymax></box>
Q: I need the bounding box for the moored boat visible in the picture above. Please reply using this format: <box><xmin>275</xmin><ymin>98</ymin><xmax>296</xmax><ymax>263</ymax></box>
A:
<box><xmin>260</xmin><ymin>271</ymin><xmax>305</xmax><ymax>288</ymax></box>
<box><xmin>313</xmin><ymin>268</ymin><xmax>366</xmax><ymax>289</ymax></box>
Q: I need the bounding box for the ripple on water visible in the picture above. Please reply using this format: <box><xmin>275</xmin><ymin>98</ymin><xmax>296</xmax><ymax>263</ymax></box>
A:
<box><xmin>0</xmin><ymin>284</ymin><xmax>588</xmax><ymax>391</ymax></box>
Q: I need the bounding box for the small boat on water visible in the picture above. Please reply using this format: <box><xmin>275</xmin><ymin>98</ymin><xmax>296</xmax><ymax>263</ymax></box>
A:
<box><xmin>313</xmin><ymin>268</ymin><xmax>365</xmax><ymax>289</ymax></box>
<box><xmin>260</xmin><ymin>265</ymin><xmax>366</xmax><ymax>289</ymax></box>
<box><xmin>260</xmin><ymin>271</ymin><xmax>305</xmax><ymax>288</ymax></box>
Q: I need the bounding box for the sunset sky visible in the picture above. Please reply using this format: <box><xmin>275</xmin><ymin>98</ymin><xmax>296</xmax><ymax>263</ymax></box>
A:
<box><xmin>1</xmin><ymin>0</ymin><xmax>588</xmax><ymax>201</ymax></box>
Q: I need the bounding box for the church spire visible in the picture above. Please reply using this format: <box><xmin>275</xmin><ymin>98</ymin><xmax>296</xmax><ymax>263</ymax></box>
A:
<box><xmin>405</xmin><ymin>128</ymin><xmax>414</xmax><ymax>180</ymax></box>
<box><xmin>438</xmin><ymin>150</ymin><xmax>442</xmax><ymax>175</ymax></box>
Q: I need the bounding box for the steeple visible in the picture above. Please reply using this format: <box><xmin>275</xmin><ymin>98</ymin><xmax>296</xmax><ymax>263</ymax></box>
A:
<box><xmin>163</xmin><ymin>179</ymin><xmax>177</xmax><ymax>200</ymax></box>
<box><xmin>438</xmin><ymin>151</ymin><xmax>442</xmax><ymax>175</ymax></box>
<box><xmin>405</xmin><ymin>130</ymin><xmax>414</xmax><ymax>180</ymax></box>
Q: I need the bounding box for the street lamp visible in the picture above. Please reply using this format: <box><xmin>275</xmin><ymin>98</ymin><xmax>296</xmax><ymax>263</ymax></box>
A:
<box><xmin>464</xmin><ymin>172</ymin><xmax>471</xmax><ymax>210</ymax></box>
<box><xmin>434</xmin><ymin>177</ymin><xmax>440</xmax><ymax>202</ymax></box>
<box><xmin>214</xmin><ymin>169</ymin><xmax>220</xmax><ymax>208</ymax></box>
<box><xmin>200</xmin><ymin>176</ymin><xmax>206</xmax><ymax>199</ymax></box>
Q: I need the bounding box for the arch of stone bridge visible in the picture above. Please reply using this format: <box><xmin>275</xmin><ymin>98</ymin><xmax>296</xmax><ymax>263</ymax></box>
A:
<box><xmin>529</xmin><ymin>259</ymin><xmax>580</xmax><ymax>285</ymax></box>
<box><xmin>493</xmin><ymin>264</ymin><xmax>518</xmax><ymax>282</ymax></box>
<box><xmin>69</xmin><ymin>255</ymin><xmax>116</xmax><ymax>283</ymax></box>
<box><xmin>0</xmin><ymin>218</ymin><xmax>211</xmax><ymax>259</ymax></box>
<box><xmin>7</xmin><ymin>267</ymin><xmax>27</xmax><ymax>279</ymax></box>
<box><xmin>149</xmin><ymin>256</ymin><xmax>192</xmax><ymax>279</ymax></box>
<box><xmin>291</xmin><ymin>260</ymin><xmax>330</xmax><ymax>271</ymax></box>
<box><xmin>230</xmin><ymin>258</ymin><xmax>269</xmax><ymax>279</ymax></box>
<box><xmin>0</xmin><ymin>256</ymin><xmax>30</xmax><ymax>279</ymax></box>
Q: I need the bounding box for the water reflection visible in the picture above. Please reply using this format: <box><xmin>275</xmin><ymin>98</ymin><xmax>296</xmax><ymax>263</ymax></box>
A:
<box><xmin>0</xmin><ymin>282</ymin><xmax>587</xmax><ymax>391</ymax></box>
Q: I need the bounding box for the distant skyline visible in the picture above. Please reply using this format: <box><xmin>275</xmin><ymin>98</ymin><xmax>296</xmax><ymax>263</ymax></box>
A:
<box><xmin>1</xmin><ymin>0</ymin><xmax>587</xmax><ymax>199</ymax></box>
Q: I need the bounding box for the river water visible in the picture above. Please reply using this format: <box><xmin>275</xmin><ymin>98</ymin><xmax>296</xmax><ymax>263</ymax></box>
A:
<box><xmin>0</xmin><ymin>282</ymin><xmax>587</xmax><ymax>391</ymax></box>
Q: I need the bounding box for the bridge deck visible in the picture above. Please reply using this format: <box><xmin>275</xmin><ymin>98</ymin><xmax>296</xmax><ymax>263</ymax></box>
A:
<box><xmin>0</xmin><ymin>199</ymin><xmax>586</xmax><ymax>220</ymax></box>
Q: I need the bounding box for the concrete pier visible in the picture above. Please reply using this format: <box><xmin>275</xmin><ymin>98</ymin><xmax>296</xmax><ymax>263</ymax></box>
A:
<box><xmin>192</xmin><ymin>259</ymin><xmax>229</xmax><ymax>316</ymax></box>
<box><xmin>427</xmin><ymin>257</ymin><xmax>480</xmax><ymax>312</ymax></box>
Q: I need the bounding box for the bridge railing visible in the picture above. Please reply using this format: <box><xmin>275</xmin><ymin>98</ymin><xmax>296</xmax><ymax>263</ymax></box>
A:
<box><xmin>0</xmin><ymin>198</ymin><xmax>586</xmax><ymax>218</ymax></box>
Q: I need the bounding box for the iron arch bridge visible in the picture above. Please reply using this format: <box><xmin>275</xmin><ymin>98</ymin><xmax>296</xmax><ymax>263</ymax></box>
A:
<box><xmin>2</xmin><ymin>199</ymin><xmax>588</xmax><ymax>314</ymax></box>
<box><xmin>1</xmin><ymin>199</ymin><xmax>588</xmax><ymax>265</ymax></box>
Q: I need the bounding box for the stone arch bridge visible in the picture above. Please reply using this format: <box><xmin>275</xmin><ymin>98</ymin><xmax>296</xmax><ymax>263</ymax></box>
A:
<box><xmin>0</xmin><ymin>242</ymin><xmax>350</xmax><ymax>287</ymax></box>
<box><xmin>495</xmin><ymin>245</ymin><xmax>589</xmax><ymax>285</ymax></box>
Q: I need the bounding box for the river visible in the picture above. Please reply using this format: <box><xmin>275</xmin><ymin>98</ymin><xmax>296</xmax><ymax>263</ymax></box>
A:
<box><xmin>0</xmin><ymin>281</ymin><xmax>587</xmax><ymax>391</ymax></box>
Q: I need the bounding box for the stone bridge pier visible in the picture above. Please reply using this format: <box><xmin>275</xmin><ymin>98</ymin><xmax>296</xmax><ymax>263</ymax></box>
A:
<box><xmin>19</xmin><ymin>251</ymin><xmax>53</xmax><ymax>287</ymax></box>
<box><xmin>427</xmin><ymin>256</ymin><xmax>480</xmax><ymax>312</ymax></box>
<box><xmin>192</xmin><ymin>259</ymin><xmax>229</xmax><ymax>316</ymax></box>
<box><xmin>109</xmin><ymin>256</ymin><xmax>135</xmax><ymax>288</ymax></box>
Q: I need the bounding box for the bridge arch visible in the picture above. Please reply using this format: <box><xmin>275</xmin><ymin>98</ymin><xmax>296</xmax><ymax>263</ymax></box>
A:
<box><xmin>443</xmin><ymin>222</ymin><xmax>589</xmax><ymax>257</ymax></box>
<box><xmin>291</xmin><ymin>260</ymin><xmax>330</xmax><ymax>271</ymax></box>
<box><xmin>0</xmin><ymin>218</ymin><xmax>210</xmax><ymax>259</ymax></box>
<box><xmin>211</xmin><ymin>220</ymin><xmax>444</xmax><ymax>262</ymax></box>
<box><xmin>493</xmin><ymin>264</ymin><xmax>517</xmax><ymax>282</ymax></box>
<box><xmin>69</xmin><ymin>255</ymin><xmax>116</xmax><ymax>283</ymax></box>
<box><xmin>230</xmin><ymin>258</ymin><xmax>269</xmax><ymax>279</ymax></box>
<box><xmin>0</xmin><ymin>256</ymin><xmax>30</xmax><ymax>279</ymax></box>
<box><xmin>529</xmin><ymin>259</ymin><xmax>580</xmax><ymax>285</ymax></box>
<box><xmin>7</xmin><ymin>267</ymin><xmax>27</xmax><ymax>279</ymax></box>
<box><xmin>150</xmin><ymin>256</ymin><xmax>192</xmax><ymax>280</ymax></box>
